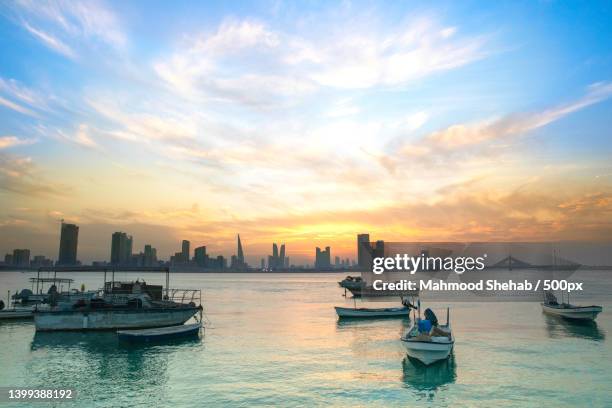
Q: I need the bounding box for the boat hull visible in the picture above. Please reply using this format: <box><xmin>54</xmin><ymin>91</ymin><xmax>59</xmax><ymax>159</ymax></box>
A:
<box><xmin>402</xmin><ymin>339</ymin><xmax>454</xmax><ymax>365</ymax></box>
<box><xmin>118</xmin><ymin>323</ymin><xmax>201</xmax><ymax>342</ymax></box>
<box><xmin>34</xmin><ymin>307</ymin><xmax>200</xmax><ymax>331</ymax></box>
<box><xmin>542</xmin><ymin>304</ymin><xmax>602</xmax><ymax>321</ymax></box>
<box><xmin>335</xmin><ymin>306</ymin><xmax>409</xmax><ymax>318</ymax></box>
<box><xmin>0</xmin><ymin>309</ymin><xmax>33</xmax><ymax>319</ymax></box>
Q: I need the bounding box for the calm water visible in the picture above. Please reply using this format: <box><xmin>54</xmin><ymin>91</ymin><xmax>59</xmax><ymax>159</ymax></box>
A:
<box><xmin>0</xmin><ymin>271</ymin><xmax>611</xmax><ymax>407</ymax></box>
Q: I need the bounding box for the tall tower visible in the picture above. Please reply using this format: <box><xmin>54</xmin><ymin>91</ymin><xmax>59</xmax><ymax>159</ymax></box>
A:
<box><xmin>182</xmin><ymin>240</ymin><xmax>190</xmax><ymax>263</ymax></box>
<box><xmin>357</xmin><ymin>233</ymin><xmax>371</xmax><ymax>269</ymax></box>
<box><xmin>279</xmin><ymin>244</ymin><xmax>285</xmax><ymax>267</ymax></box>
<box><xmin>237</xmin><ymin>234</ymin><xmax>244</xmax><ymax>262</ymax></box>
<box><xmin>58</xmin><ymin>221</ymin><xmax>79</xmax><ymax>265</ymax></box>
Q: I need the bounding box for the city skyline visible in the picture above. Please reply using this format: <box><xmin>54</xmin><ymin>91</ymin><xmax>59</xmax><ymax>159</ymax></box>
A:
<box><xmin>1</xmin><ymin>1</ymin><xmax>611</xmax><ymax>263</ymax></box>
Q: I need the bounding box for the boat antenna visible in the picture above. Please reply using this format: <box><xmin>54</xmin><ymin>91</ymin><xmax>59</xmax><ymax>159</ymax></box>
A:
<box><xmin>446</xmin><ymin>307</ymin><xmax>450</xmax><ymax>326</ymax></box>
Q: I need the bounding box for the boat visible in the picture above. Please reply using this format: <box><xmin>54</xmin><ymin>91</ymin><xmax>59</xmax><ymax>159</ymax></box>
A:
<box><xmin>338</xmin><ymin>275</ymin><xmax>419</xmax><ymax>297</ymax></box>
<box><xmin>0</xmin><ymin>292</ymin><xmax>34</xmax><ymax>319</ymax></box>
<box><xmin>33</xmin><ymin>267</ymin><xmax>203</xmax><ymax>331</ymax></box>
<box><xmin>335</xmin><ymin>306</ymin><xmax>410</xmax><ymax>318</ymax></box>
<box><xmin>0</xmin><ymin>305</ymin><xmax>34</xmax><ymax>320</ymax></box>
<box><xmin>541</xmin><ymin>291</ymin><xmax>602</xmax><ymax>321</ymax></box>
<box><xmin>117</xmin><ymin>322</ymin><xmax>202</xmax><ymax>342</ymax></box>
<box><xmin>401</xmin><ymin>307</ymin><xmax>454</xmax><ymax>365</ymax></box>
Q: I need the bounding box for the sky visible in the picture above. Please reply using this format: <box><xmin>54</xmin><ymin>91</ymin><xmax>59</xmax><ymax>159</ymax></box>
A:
<box><xmin>0</xmin><ymin>0</ymin><xmax>611</xmax><ymax>264</ymax></box>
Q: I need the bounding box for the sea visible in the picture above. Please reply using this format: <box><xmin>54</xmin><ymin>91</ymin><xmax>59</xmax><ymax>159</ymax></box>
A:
<box><xmin>0</xmin><ymin>271</ymin><xmax>610</xmax><ymax>407</ymax></box>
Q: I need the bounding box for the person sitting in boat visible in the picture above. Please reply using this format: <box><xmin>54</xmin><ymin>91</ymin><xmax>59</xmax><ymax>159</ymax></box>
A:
<box><xmin>424</xmin><ymin>308</ymin><xmax>451</xmax><ymax>339</ymax></box>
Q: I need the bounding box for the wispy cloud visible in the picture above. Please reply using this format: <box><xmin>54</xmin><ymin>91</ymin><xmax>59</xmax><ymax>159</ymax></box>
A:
<box><xmin>8</xmin><ymin>0</ymin><xmax>125</xmax><ymax>59</ymax></box>
<box><xmin>0</xmin><ymin>136</ymin><xmax>37</xmax><ymax>149</ymax></box>
<box><xmin>22</xmin><ymin>21</ymin><xmax>76</xmax><ymax>58</ymax></box>
<box><xmin>398</xmin><ymin>82</ymin><xmax>612</xmax><ymax>159</ymax></box>
<box><xmin>154</xmin><ymin>15</ymin><xmax>487</xmax><ymax>107</ymax></box>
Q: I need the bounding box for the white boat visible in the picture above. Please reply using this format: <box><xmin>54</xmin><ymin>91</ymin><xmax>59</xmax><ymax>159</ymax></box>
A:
<box><xmin>542</xmin><ymin>291</ymin><xmax>602</xmax><ymax>321</ymax></box>
<box><xmin>401</xmin><ymin>308</ymin><xmax>454</xmax><ymax>365</ymax></box>
<box><xmin>0</xmin><ymin>307</ymin><xmax>34</xmax><ymax>320</ymax></box>
<box><xmin>335</xmin><ymin>306</ymin><xmax>409</xmax><ymax>318</ymax></box>
<box><xmin>33</xmin><ymin>267</ymin><xmax>203</xmax><ymax>331</ymax></box>
<box><xmin>542</xmin><ymin>304</ymin><xmax>602</xmax><ymax>320</ymax></box>
<box><xmin>117</xmin><ymin>322</ymin><xmax>202</xmax><ymax>342</ymax></box>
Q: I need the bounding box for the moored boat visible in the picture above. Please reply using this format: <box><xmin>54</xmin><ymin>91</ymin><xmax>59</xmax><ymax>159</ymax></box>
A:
<box><xmin>541</xmin><ymin>291</ymin><xmax>602</xmax><ymax>321</ymax></box>
<box><xmin>117</xmin><ymin>322</ymin><xmax>201</xmax><ymax>342</ymax></box>
<box><xmin>402</xmin><ymin>307</ymin><xmax>453</xmax><ymax>365</ymax></box>
<box><xmin>0</xmin><ymin>307</ymin><xmax>34</xmax><ymax>319</ymax></box>
<box><xmin>335</xmin><ymin>306</ymin><xmax>409</xmax><ymax>318</ymax></box>
<box><xmin>33</xmin><ymin>267</ymin><xmax>203</xmax><ymax>331</ymax></box>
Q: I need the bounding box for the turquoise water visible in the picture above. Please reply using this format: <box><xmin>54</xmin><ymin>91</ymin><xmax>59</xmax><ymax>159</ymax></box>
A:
<box><xmin>0</xmin><ymin>272</ymin><xmax>611</xmax><ymax>407</ymax></box>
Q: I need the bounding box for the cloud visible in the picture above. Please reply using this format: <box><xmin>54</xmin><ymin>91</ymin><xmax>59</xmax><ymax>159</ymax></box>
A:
<box><xmin>397</xmin><ymin>81</ymin><xmax>612</xmax><ymax>161</ymax></box>
<box><xmin>0</xmin><ymin>153</ymin><xmax>67</xmax><ymax>197</ymax></box>
<box><xmin>22</xmin><ymin>21</ymin><xmax>76</xmax><ymax>58</ymax></box>
<box><xmin>0</xmin><ymin>96</ymin><xmax>36</xmax><ymax>116</ymax></box>
<box><xmin>154</xmin><ymin>14</ymin><xmax>488</xmax><ymax>107</ymax></box>
<box><xmin>8</xmin><ymin>0</ymin><xmax>126</xmax><ymax>59</ymax></box>
<box><xmin>0</xmin><ymin>136</ymin><xmax>37</xmax><ymax>149</ymax></box>
<box><xmin>56</xmin><ymin>124</ymin><xmax>102</xmax><ymax>150</ymax></box>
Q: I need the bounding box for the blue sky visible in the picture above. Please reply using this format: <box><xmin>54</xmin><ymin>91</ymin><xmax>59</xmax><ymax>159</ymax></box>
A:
<box><xmin>0</xmin><ymin>1</ymin><xmax>611</xmax><ymax>262</ymax></box>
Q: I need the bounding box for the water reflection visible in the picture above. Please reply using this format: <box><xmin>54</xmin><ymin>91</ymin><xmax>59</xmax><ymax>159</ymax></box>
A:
<box><xmin>543</xmin><ymin>315</ymin><xmax>605</xmax><ymax>341</ymax></box>
<box><xmin>402</xmin><ymin>354</ymin><xmax>457</xmax><ymax>391</ymax></box>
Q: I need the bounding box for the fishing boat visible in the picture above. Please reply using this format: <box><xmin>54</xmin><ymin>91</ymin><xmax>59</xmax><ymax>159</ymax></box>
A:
<box><xmin>541</xmin><ymin>291</ymin><xmax>602</xmax><ymax>321</ymax></box>
<box><xmin>0</xmin><ymin>303</ymin><xmax>33</xmax><ymax>319</ymax></box>
<box><xmin>401</xmin><ymin>307</ymin><xmax>454</xmax><ymax>365</ymax></box>
<box><xmin>335</xmin><ymin>306</ymin><xmax>409</xmax><ymax>318</ymax></box>
<box><xmin>338</xmin><ymin>275</ymin><xmax>419</xmax><ymax>297</ymax></box>
<box><xmin>0</xmin><ymin>292</ymin><xmax>34</xmax><ymax>319</ymax></box>
<box><xmin>33</xmin><ymin>267</ymin><xmax>203</xmax><ymax>331</ymax></box>
<box><xmin>117</xmin><ymin>322</ymin><xmax>202</xmax><ymax>342</ymax></box>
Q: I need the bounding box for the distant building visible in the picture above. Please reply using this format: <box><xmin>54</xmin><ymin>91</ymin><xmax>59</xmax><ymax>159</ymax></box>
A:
<box><xmin>4</xmin><ymin>253</ymin><xmax>14</xmax><ymax>265</ymax></box>
<box><xmin>231</xmin><ymin>234</ymin><xmax>248</xmax><ymax>270</ymax></box>
<box><xmin>315</xmin><ymin>246</ymin><xmax>331</xmax><ymax>269</ymax></box>
<box><xmin>334</xmin><ymin>256</ymin><xmax>340</xmax><ymax>266</ymax></box>
<box><xmin>111</xmin><ymin>232</ymin><xmax>133</xmax><ymax>265</ymax></box>
<box><xmin>58</xmin><ymin>222</ymin><xmax>79</xmax><ymax>265</ymax></box>
<box><xmin>31</xmin><ymin>255</ymin><xmax>53</xmax><ymax>268</ymax></box>
<box><xmin>194</xmin><ymin>246</ymin><xmax>207</xmax><ymax>267</ymax></box>
<box><xmin>357</xmin><ymin>233</ymin><xmax>371</xmax><ymax>269</ymax></box>
<box><xmin>261</xmin><ymin>258</ymin><xmax>265</xmax><ymax>269</ymax></box>
<box><xmin>267</xmin><ymin>242</ymin><xmax>286</xmax><ymax>269</ymax></box>
<box><xmin>12</xmin><ymin>249</ymin><xmax>31</xmax><ymax>267</ymax></box>
<box><xmin>182</xmin><ymin>240</ymin><xmax>190</xmax><ymax>263</ymax></box>
<box><xmin>143</xmin><ymin>244</ymin><xmax>157</xmax><ymax>267</ymax></box>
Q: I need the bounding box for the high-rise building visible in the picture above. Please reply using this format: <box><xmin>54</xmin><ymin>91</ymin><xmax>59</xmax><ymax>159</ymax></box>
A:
<box><xmin>357</xmin><ymin>233</ymin><xmax>371</xmax><ymax>269</ymax></box>
<box><xmin>58</xmin><ymin>222</ymin><xmax>79</xmax><ymax>265</ymax></box>
<box><xmin>111</xmin><ymin>232</ymin><xmax>133</xmax><ymax>265</ymax></box>
<box><xmin>181</xmin><ymin>240</ymin><xmax>190</xmax><ymax>263</ymax></box>
<box><xmin>279</xmin><ymin>244</ymin><xmax>285</xmax><ymax>268</ymax></box>
<box><xmin>315</xmin><ymin>246</ymin><xmax>331</xmax><ymax>269</ymax></box>
<box><xmin>261</xmin><ymin>258</ymin><xmax>265</xmax><ymax>270</ymax></box>
<box><xmin>237</xmin><ymin>234</ymin><xmax>244</xmax><ymax>263</ymax></box>
<box><xmin>4</xmin><ymin>253</ymin><xmax>13</xmax><ymax>265</ymax></box>
<box><xmin>12</xmin><ymin>249</ymin><xmax>31</xmax><ymax>267</ymax></box>
<box><xmin>144</xmin><ymin>244</ymin><xmax>157</xmax><ymax>266</ymax></box>
<box><xmin>194</xmin><ymin>246</ymin><xmax>207</xmax><ymax>267</ymax></box>
<box><xmin>334</xmin><ymin>256</ymin><xmax>340</xmax><ymax>266</ymax></box>
<box><xmin>267</xmin><ymin>242</ymin><xmax>285</xmax><ymax>269</ymax></box>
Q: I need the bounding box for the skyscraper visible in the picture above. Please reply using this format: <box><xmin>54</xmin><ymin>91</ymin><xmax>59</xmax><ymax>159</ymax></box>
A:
<box><xmin>315</xmin><ymin>246</ymin><xmax>331</xmax><ymax>269</ymax></box>
<box><xmin>194</xmin><ymin>246</ymin><xmax>207</xmax><ymax>267</ymax></box>
<box><xmin>58</xmin><ymin>222</ymin><xmax>79</xmax><ymax>265</ymax></box>
<box><xmin>12</xmin><ymin>249</ymin><xmax>30</xmax><ymax>267</ymax></box>
<box><xmin>182</xmin><ymin>240</ymin><xmax>190</xmax><ymax>263</ymax></box>
<box><xmin>111</xmin><ymin>232</ymin><xmax>133</xmax><ymax>265</ymax></box>
<box><xmin>279</xmin><ymin>244</ymin><xmax>285</xmax><ymax>268</ymax></box>
<box><xmin>237</xmin><ymin>234</ymin><xmax>244</xmax><ymax>263</ymax></box>
<box><xmin>357</xmin><ymin>233</ymin><xmax>371</xmax><ymax>269</ymax></box>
